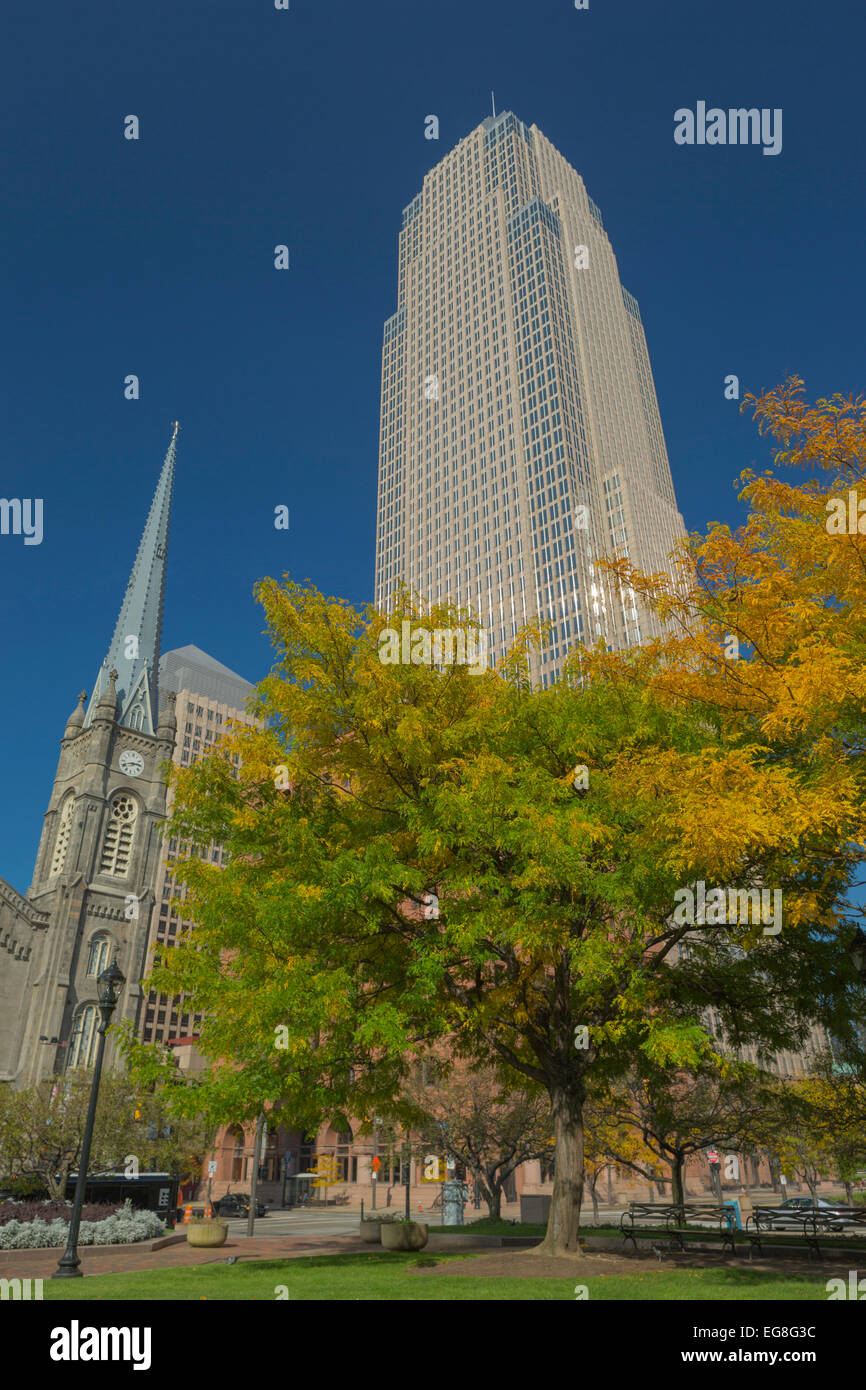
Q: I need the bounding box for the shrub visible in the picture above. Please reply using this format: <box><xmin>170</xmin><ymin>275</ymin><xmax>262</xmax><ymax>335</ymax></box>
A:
<box><xmin>0</xmin><ymin>1201</ymin><xmax>116</xmax><ymax>1227</ymax></box>
<box><xmin>0</xmin><ymin>1200</ymin><xmax>165</xmax><ymax>1250</ymax></box>
<box><xmin>0</xmin><ymin>1175</ymin><xmax>48</xmax><ymax>1200</ymax></box>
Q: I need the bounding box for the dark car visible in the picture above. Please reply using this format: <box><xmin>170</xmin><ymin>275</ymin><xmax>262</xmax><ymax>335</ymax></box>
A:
<box><xmin>213</xmin><ymin>1193</ymin><xmax>267</xmax><ymax>1219</ymax></box>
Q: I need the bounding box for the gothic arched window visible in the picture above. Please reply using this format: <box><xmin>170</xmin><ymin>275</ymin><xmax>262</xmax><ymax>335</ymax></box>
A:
<box><xmin>86</xmin><ymin>934</ymin><xmax>111</xmax><ymax>977</ymax></box>
<box><xmin>50</xmin><ymin>797</ymin><xmax>75</xmax><ymax>877</ymax></box>
<box><xmin>99</xmin><ymin>795</ymin><xmax>137</xmax><ymax>877</ymax></box>
<box><xmin>67</xmin><ymin>1004</ymin><xmax>99</xmax><ymax>1069</ymax></box>
<box><xmin>128</xmin><ymin>703</ymin><xmax>144</xmax><ymax>732</ymax></box>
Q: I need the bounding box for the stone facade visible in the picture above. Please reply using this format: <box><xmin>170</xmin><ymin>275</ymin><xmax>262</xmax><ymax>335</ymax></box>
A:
<box><xmin>0</xmin><ymin>428</ymin><xmax>179</xmax><ymax>1086</ymax></box>
<box><xmin>0</xmin><ymin>682</ymin><xmax>176</xmax><ymax>1084</ymax></box>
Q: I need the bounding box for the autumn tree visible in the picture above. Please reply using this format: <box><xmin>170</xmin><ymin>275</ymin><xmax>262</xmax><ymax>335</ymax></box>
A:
<box><xmin>772</xmin><ymin>1067</ymin><xmax>866</xmax><ymax>1202</ymax></box>
<box><xmin>394</xmin><ymin>1059</ymin><xmax>552</xmax><ymax>1219</ymax></box>
<box><xmin>119</xmin><ymin>550</ymin><xmax>858</xmax><ymax>1254</ymax></box>
<box><xmin>598</xmin><ymin>1062</ymin><xmax>779</xmax><ymax>1209</ymax></box>
<box><xmin>582</xmin><ymin>1089</ymin><xmax>666</xmax><ymax>1217</ymax></box>
<box><xmin>603</xmin><ymin>378</ymin><xmax>866</xmax><ymax>1064</ymax></box>
<box><xmin>0</xmin><ymin>1071</ymin><xmax>202</xmax><ymax>1201</ymax></box>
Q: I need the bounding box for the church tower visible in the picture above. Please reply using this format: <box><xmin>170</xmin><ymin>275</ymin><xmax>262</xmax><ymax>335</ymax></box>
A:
<box><xmin>1</xmin><ymin>426</ymin><xmax>179</xmax><ymax>1085</ymax></box>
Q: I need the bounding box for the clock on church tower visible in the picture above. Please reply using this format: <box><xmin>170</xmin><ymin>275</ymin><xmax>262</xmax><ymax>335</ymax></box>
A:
<box><xmin>119</xmin><ymin>749</ymin><xmax>145</xmax><ymax>777</ymax></box>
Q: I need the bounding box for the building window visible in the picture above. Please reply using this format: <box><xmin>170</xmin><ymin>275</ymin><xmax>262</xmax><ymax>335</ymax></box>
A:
<box><xmin>231</xmin><ymin>1129</ymin><xmax>244</xmax><ymax>1181</ymax></box>
<box><xmin>67</xmin><ymin>1004</ymin><xmax>99</xmax><ymax>1069</ymax></box>
<box><xmin>99</xmin><ymin>794</ymin><xmax>138</xmax><ymax>876</ymax></box>
<box><xmin>86</xmin><ymin>934</ymin><xmax>111</xmax><ymax>976</ymax></box>
<box><xmin>50</xmin><ymin>797</ymin><xmax>75</xmax><ymax>877</ymax></box>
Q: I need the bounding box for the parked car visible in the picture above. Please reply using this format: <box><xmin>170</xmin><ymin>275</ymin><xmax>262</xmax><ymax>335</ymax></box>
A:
<box><xmin>766</xmin><ymin>1197</ymin><xmax>847</xmax><ymax>1231</ymax></box>
<box><xmin>212</xmin><ymin>1192</ymin><xmax>267</xmax><ymax>1219</ymax></box>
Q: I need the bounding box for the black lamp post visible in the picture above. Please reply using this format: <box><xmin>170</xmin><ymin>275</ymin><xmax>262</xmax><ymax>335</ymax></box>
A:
<box><xmin>52</xmin><ymin>962</ymin><xmax>125</xmax><ymax>1279</ymax></box>
<box><xmin>848</xmin><ymin>927</ymin><xmax>866</xmax><ymax>981</ymax></box>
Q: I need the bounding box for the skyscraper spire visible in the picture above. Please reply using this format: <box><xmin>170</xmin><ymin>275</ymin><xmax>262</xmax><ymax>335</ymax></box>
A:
<box><xmin>84</xmin><ymin>424</ymin><xmax>177</xmax><ymax>735</ymax></box>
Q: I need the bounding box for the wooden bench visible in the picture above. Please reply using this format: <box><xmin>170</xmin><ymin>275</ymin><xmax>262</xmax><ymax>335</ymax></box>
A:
<box><xmin>621</xmin><ymin>1202</ymin><xmax>736</xmax><ymax>1254</ymax></box>
<box><xmin>745</xmin><ymin>1205</ymin><xmax>866</xmax><ymax>1261</ymax></box>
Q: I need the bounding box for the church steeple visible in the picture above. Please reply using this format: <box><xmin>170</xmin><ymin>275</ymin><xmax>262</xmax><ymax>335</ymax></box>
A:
<box><xmin>84</xmin><ymin>424</ymin><xmax>177</xmax><ymax>736</ymax></box>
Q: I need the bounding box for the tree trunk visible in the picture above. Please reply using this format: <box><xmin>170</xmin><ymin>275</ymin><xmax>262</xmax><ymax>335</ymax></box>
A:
<box><xmin>671</xmin><ymin>1154</ymin><xmax>685</xmax><ymax>1212</ymax></box>
<box><xmin>537</xmin><ymin>1087</ymin><xmax>584</xmax><ymax>1255</ymax></box>
<box><xmin>769</xmin><ymin>1156</ymin><xmax>780</xmax><ymax>1193</ymax></box>
<box><xmin>844</xmin><ymin>1180</ymin><xmax>853</xmax><ymax>1204</ymax></box>
<box><xmin>485</xmin><ymin>1182</ymin><xmax>502</xmax><ymax>1220</ymax></box>
<box><xmin>44</xmin><ymin>1166</ymin><xmax>68</xmax><ymax>1202</ymax></box>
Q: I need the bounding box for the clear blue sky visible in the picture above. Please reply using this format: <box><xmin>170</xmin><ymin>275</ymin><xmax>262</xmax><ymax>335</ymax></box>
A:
<box><xmin>2</xmin><ymin>0</ymin><xmax>864</xmax><ymax>892</ymax></box>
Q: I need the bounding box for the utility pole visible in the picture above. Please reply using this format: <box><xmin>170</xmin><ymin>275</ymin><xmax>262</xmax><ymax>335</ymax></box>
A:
<box><xmin>247</xmin><ymin>1114</ymin><xmax>265</xmax><ymax>1237</ymax></box>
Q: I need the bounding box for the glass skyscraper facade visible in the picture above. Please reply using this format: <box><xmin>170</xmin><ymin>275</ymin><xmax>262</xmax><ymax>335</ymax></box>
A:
<box><xmin>374</xmin><ymin>111</ymin><xmax>685</xmax><ymax>682</ymax></box>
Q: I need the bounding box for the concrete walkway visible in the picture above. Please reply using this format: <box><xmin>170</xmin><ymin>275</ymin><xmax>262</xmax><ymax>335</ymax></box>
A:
<box><xmin>0</xmin><ymin>1233</ymin><xmax>369</xmax><ymax>1279</ymax></box>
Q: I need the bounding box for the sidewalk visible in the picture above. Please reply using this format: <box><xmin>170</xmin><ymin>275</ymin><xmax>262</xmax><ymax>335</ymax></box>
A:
<box><xmin>0</xmin><ymin>1234</ymin><xmax>367</xmax><ymax>1279</ymax></box>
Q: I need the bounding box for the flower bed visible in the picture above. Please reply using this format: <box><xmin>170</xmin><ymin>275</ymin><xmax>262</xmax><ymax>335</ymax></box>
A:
<box><xmin>0</xmin><ymin>1201</ymin><xmax>117</xmax><ymax>1227</ymax></box>
<box><xmin>0</xmin><ymin>1200</ymin><xmax>165</xmax><ymax>1250</ymax></box>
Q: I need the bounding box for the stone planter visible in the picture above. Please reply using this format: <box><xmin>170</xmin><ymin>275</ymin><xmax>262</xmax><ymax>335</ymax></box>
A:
<box><xmin>186</xmin><ymin>1219</ymin><xmax>229</xmax><ymax>1248</ymax></box>
<box><xmin>359</xmin><ymin>1220</ymin><xmax>383</xmax><ymax>1244</ymax></box>
<box><xmin>380</xmin><ymin>1221</ymin><xmax>428</xmax><ymax>1252</ymax></box>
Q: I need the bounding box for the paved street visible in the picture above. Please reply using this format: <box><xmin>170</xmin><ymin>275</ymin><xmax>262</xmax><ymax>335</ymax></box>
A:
<box><xmin>221</xmin><ymin>1209</ymin><xmax>361</xmax><ymax>1240</ymax></box>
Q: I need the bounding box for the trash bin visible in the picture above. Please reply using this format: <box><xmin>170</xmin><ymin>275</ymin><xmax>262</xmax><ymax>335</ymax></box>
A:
<box><xmin>520</xmin><ymin>1194</ymin><xmax>552</xmax><ymax>1224</ymax></box>
<box><xmin>442</xmin><ymin>1180</ymin><xmax>466</xmax><ymax>1226</ymax></box>
<box><xmin>722</xmin><ymin>1199</ymin><xmax>743</xmax><ymax>1230</ymax></box>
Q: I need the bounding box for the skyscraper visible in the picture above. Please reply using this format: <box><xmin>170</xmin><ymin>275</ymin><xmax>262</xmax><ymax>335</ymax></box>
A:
<box><xmin>374</xmin><ymin>111</ymin><xmax>685</xmax><ymax>683</ymax></box>
<box><xmin>143</xmin><ymin>644</ymin><xmax>255</xmax><ymax>1046</ymax></box>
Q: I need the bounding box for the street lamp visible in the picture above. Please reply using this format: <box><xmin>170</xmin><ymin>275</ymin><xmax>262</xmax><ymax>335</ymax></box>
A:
<box><xmin>52</xmin><ymin>962</ymin><xmax>126</xmax><ymax>1279</ymax></box>
<box><xmin>403</xmin><ymin>1135</ymin><xmax>411</xmax><ymax>1222</ymax></box>
<box><xmin>371</xmin><ymin>1117</ymin><xmax>379</xmax><ymax>1211</ymax></box>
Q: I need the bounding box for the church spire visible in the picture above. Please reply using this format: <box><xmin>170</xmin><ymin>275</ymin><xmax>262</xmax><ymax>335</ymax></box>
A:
<box><xmin>84</xmin><ymin>424</ymin><xmax>178</xmax><ymax>736</ymax></box>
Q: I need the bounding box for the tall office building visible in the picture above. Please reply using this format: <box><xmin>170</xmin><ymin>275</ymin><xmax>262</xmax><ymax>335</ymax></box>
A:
<box><xmin>374</xmin><ymin>111</ymin><xmax>685</xmax><ymax>683</ymax></box>
<box><xmin>142</xmin><ymin>645</ymin><xmax>255</xmax><ymax>1046</ymax></box>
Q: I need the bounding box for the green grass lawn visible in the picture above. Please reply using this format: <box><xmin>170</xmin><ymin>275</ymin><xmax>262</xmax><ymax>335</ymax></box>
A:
<box><xmin>426</xmin><ymin>1218</ymin><xmax>621</xmax><ymax>1237</ymax></box>
<box><xmin>425</xmin><ymin>1217</ymin><xmax>548</xmax><ymax>1236</ymax></box>
<box><xmin>40</xmin><ymin>1251</ymin><xmax>832</xmax><ymax>1301</ymax></box>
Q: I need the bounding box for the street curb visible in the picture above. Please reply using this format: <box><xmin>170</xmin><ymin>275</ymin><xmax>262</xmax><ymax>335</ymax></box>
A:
<box><xmin>0</xmin><ymin>1232</ymin><xmax>185</xmax><ymax>1259</ymax></box>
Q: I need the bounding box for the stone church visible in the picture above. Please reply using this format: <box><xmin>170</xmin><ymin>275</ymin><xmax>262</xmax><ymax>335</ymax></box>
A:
<box><xmin>0</xmin><ymin>427</ymin><xmax>180</xmax><ymax>1086</ymax></box>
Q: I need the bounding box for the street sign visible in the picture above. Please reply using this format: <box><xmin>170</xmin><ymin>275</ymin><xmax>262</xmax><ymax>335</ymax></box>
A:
<box><xmin>707</xmin><ymin>1149</ymin><xmax>720</xmax><ymax>1165</ymax></box>
<box><xmin>371</xmin><ymin>1156</ymin><xmax>381</xmax><ymax>1171</ymax></box>
<box><xmin>207</xmin><ymin>1160</ymin><xmax>217</xmax><ymax>1177</ymax></box>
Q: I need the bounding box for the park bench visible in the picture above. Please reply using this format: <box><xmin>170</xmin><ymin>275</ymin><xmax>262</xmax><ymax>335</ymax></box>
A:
<box><xmin>745</xmin><ymin>1205</ymin><xmax>866</xmax><ymax>1261</ymax></box>
<box><xmin>621</xmin><ymin>1202</ymin><xmax>736</xmax><ymax>1254</ymax></box>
